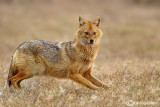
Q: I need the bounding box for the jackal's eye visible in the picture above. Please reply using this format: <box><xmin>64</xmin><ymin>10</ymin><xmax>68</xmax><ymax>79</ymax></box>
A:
<box><xmin>85</xmin><ymin>32</ymin><xmax>89</xmax><ymax>35</ymax></box>
<box><xmin>93</xmin><ymin>32</ymin><xmax>96</xmax><ymax>35</ymax></box>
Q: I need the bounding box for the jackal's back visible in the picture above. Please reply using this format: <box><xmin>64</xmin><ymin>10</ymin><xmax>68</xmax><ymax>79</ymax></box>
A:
<box><xmin>17</xmin><ymin>40</ymin><xmax>62</xmax><ymax>62</ymax></box>
<box><xmin>10</xmin><ymin>40</ymin><xmax>73</xmax><ymax>78</ymax></box>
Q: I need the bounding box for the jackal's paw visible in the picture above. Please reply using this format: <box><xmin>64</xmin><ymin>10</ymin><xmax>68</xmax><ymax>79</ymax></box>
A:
<box><xmin>102</xmin><ymin>84</ymin><xmax>110</xmax><ymax>90</ymax></box>
<box><xmin>91</xmin><ymin>85</ymin><xmax>99</xmax><ymax>90</ymax></box>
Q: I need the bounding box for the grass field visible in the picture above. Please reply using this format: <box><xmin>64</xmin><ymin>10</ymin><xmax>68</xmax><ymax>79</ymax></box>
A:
<box><xmin>0</xmin><ymin>0</ymin><xmax>160</xmax><ymax>106</ymax></box>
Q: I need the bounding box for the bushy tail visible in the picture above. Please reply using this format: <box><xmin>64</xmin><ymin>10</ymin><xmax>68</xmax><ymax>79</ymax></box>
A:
<box><xmin>8</xmin><ymin>67</ymin><xmax>13</xmax><ymax>87</ymax></box>
<box><xmin>7</xmin><ymin>62</ymin><xmax>17</xmax><ymax>87</ymax></box>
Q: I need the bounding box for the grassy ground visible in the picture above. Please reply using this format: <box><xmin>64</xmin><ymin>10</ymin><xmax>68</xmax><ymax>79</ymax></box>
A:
<box><xmin>0</xmin><ymin>0</ymin><xmax>160</xmax><ymax>106</ymax></box>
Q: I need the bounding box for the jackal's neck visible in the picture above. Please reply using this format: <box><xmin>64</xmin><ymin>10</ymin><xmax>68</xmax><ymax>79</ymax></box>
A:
<box><xmin>73</xmin><ymin>39</ymin><xmax>99</xmax><ymax>61</ymax></box>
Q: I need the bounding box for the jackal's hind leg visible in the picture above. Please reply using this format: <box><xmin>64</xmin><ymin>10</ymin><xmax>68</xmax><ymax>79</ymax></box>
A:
<box><xmin>10</xmin><ymin>71</ymin><xmax>32</xmax><ymax>89</ymax></box>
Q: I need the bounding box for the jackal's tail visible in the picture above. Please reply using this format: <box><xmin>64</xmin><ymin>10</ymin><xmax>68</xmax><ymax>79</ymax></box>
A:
<box><xmin>7</xmin><ymin>62</ymin><xmax>17</xmax><ymax>87</ymax></box>
<box><xmin>8</xmin><ymin>66</ymin><xmax>13</xmax><ymax>87</ymax></box>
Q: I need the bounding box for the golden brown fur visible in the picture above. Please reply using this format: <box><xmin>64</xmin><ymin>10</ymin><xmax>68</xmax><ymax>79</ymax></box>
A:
<box><xmin>8</xmin><ymin>16</ymin><xmax>109</xmax><ymax>90</ymax></box>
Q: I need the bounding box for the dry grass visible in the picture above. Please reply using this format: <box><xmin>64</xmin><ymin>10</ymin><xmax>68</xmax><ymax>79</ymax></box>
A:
<box><xmin>0</xmin><ymin>0</ymin><xmax>160</xmax><ymax>106</ymax></box>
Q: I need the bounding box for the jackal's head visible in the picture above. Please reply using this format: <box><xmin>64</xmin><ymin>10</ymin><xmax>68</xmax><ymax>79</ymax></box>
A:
<box><xmin>76</xmin><ymin>16</ymin><xmax>102</xmax><ymax>47</ymax></box>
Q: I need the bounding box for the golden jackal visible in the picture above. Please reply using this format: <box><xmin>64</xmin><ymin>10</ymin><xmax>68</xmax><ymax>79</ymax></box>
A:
<box><xmin>8</xmin><ymin>16</ymin><xmax>108</xmax><ymax>90</ymax></box>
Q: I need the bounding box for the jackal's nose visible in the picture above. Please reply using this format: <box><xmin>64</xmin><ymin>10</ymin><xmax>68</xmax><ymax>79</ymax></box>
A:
<box><xmin>89</xmin><ymin>39</ymin><xmax>94</xmax><ymax>44</ymax></box>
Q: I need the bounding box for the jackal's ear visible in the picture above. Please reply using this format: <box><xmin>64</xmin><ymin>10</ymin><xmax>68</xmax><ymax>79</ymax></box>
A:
<box><xmin>79</xmin><ymin>16</ymin><xmax>87</xmax><ymax>27</ymax></box>
<box><xmin>93</xmin><ymin>16</ymin><xmax>101</xmax><ymax>28</ymax></box>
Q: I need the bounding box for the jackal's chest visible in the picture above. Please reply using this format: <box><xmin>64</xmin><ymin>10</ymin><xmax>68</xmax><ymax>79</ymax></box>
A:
<box><xmin>73</xmin><ymin>62</ymin><xmax>93</xmax><ymax>74</ymax></box>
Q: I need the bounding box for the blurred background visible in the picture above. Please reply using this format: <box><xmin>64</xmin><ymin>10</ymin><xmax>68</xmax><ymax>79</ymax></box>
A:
<box><xmin>0</xmin><ymin>1</ymin><xmax>160</xmax><ymax>106</ymax></box>
<box><xmin>0</xmin><ymin>0</ymin><xmax>160</xmax><ymax>64</ymax></box>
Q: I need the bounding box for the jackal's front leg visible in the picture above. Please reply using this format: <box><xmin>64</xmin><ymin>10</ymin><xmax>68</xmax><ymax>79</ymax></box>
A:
<box><xmin>83</xmin><ymin>69</ymin><xmax>109</xmax><ymax>89</ymax></box>
<box><xmin>69</xmin><ymin>73</ymin><xmax>99</xmax><ymax>90</ymax></box>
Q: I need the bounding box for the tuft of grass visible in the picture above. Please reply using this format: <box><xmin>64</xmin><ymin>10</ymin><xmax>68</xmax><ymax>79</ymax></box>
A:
<box><xmin>0</xmin><ymin>60</ymin><xmax>159</xmax><ymax>106</ymax></box>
